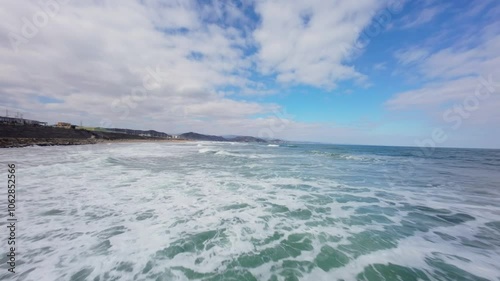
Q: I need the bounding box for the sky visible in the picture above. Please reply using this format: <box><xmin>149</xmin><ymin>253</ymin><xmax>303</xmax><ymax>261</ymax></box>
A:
<box><xmin>1</xmin><ymin>0</ymin><xmax>499</xmax><ymax>148</ymax></box>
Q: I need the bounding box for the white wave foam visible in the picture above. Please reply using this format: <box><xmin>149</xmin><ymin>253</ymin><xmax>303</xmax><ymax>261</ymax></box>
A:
<box><xmin>1</xmin><ymin>142</ymin><xmax>498</xmax><ymax>281</ymax></box>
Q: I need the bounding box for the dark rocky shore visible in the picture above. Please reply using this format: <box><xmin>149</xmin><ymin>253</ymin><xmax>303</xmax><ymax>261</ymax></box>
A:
<box><xmin>0</xmin><ymin>124</ymin><xmax>169</xmax><ymax>148</ymax></box>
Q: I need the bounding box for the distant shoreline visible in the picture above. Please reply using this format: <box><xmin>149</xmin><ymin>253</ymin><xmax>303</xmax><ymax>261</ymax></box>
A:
<box><xmin>0</xmin><ymin>124</ymin><xmax>186</xmax><ymax>148</ymax></box>
<box><xmin>0</xmin><ymin>137</ymin><xmax>188</xmax><ymax>148</ymax></box>
<box><xmin>0</xmin><ymin>123</ymin><xmax>280</xmax><ymax>148</ymax></box>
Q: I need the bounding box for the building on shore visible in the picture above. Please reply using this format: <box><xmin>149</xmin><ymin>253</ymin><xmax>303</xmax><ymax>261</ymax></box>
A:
<box><xmin>0</xmin><ymin>116</ymin><xmax>47</xmax><ymax>126</ymax></box>
<box><xmin>56</xmin><ymin>122</ymin><xmax>76</xmax><ymax>129</ymax></box>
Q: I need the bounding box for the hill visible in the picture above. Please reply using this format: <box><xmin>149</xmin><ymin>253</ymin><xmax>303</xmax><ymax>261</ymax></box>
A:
<box><xmin>226</xmin><ymin>136</ymin><xmax>267</xmax><ymax>143</ymax></box>
<box><xmin>180</xmin><ymin>132</ymin><xmax>268</xmax><ymax>143</ymax></box>
<box><xmin>104</xmin><ymin>128</ymin><xmax>171</xmax><ymax>138</ymax></box>
<box><xmin>179</xmin><ymin>132</ymin><xmax>226</xmax><ymax>141</ymax></box>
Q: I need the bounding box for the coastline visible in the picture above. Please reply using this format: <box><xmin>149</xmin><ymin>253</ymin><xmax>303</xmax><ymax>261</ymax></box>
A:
<box><xmin>0</xmin><ymin>124</ymin><xmax>189</xmax><ymax>148</ymax></box>
<box><xmin>0</xmin><ymin>137</ymin><xmax>188</xmax><ymax>148</ymax></box>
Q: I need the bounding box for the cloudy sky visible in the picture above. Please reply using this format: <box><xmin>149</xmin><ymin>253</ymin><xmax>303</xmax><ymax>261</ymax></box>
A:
<box><xmin>1</xmin><ymin>0</ymin><xmax>499</xmax><ymax>148</ymax></box>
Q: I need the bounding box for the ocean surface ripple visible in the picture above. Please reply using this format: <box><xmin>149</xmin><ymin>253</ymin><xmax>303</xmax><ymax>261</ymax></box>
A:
<box><xmin>1</xmin><ymin>142</ymin><xmax>499</xmax><ymax>281</ymax></box>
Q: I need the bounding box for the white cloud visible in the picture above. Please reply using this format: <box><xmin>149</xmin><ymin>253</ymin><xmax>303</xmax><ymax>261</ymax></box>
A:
<box><xmin>386</xmin><ymin>23</ymin><xmax>500</xmax><ymax>133</ymax></box>
<box><xmin>7</xmin><ymin>0</ymin><xmax>485</xmax><ymax>146</ymax></box>
<box><xmin>0</xmin><ymin>0</ymin><xmax>394</xmax><ymax>139</ymax></box>
<box><xmin>0</xmin><ymin>0</ymin><xmax>265</xmax><ymax>129</ymax></box>
<box><xmin>455</xmin><ymin>0</ymin><xmax>497</xmax><ymax>20</ymax></box>
<box><xmin>386</xmin><ymin>76</ymin><xmax>494</xmax><ymax>109</ymax></box>
<box><xmin>253</xmin><ymin>0</ymin><xmax>385</xmax><ymax>88</ymax></box>
<box><xmin>419</xmin><ymin>35</ymin><xmax>500</xmax><ymax>80</ymax></box>
<box><xmin>373</xmin><ymin>62</ymin><xmax>387</xmax><ymax>70</ymax></box>
<box><xmin>394</xmin><ymin>48</ymin><xmax>429</xmax><ymax>65</ymax></box>
<box><xmin>399</xmin><ymin>5</ymin><xmax>445</xmax><ymax>29</ymax></box>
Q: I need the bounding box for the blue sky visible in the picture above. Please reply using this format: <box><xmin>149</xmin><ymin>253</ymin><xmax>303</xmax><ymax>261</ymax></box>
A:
<box><xmin>1</xmin><ymin>0</ymin><xmax>500</xmax><ymax>148</ymax></box>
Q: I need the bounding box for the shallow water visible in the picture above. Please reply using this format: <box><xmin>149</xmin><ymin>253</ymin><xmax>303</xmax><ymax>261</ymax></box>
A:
<box><xmin>1</xmin><ymin>142</ymin><xmax>499</xmax><ymax>280</ymax></box>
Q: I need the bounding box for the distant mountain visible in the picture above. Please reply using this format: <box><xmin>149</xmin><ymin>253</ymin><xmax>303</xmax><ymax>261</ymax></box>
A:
<box><xmin>226</xmin><ymin>136</ymin><xmax>267</xmax><ymax>143</ymax></box>
<box><xmin>265</xmin><ymin>138</ymin><xmax>285</xmax><ymax>144</ymax></box>
<box><xmin>104</xmin><ymin>128</ymin><xmax>171</xmax><ymax>138</ymax></box>
<box><xmin>179</xmin><ymin>132</ymin><xmax>226</xmax><ymax>141</ymax></box>
<box><xmin>101</xmin><ymin>129</ymin><xmax>277</xmax><ymax>143</ymax></box>
<box><xmin>221</xmin><ymin>135</ymin><xmax>238</xmax><ymax>139</ymax></box>
<box><xmin>180</xmin><ymin>132</ymin><xmax>269</xmax><ymax>143</ymax></box>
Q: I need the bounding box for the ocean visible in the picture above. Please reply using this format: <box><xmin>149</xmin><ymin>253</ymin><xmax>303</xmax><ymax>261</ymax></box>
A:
<box><xmin>1</xmin><ymin>141</ymin><xmax>499</xmax><ymax>281</ymax></box>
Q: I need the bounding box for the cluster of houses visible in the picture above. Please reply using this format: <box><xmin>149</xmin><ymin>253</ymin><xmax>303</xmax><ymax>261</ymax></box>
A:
<box><xmin>1</xmin><ymin>116</ymin><xmax>84</xmax><ymax>129</ymax></box>
<box><xmin>0</xmin><ymin>116</ymin><xmax>47</xmax><ymax>126</ymax></box>
<box><xmin>0</xmin><ymin>116</ymin><xmax>74</xmax><ymax>128</ymax></box>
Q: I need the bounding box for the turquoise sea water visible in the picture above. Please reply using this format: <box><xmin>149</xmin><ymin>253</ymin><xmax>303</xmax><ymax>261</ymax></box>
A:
<box><xmin>1</xmin><ymin>142</ymin><xmax>499</xmax><ymax>280</ymax></box>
